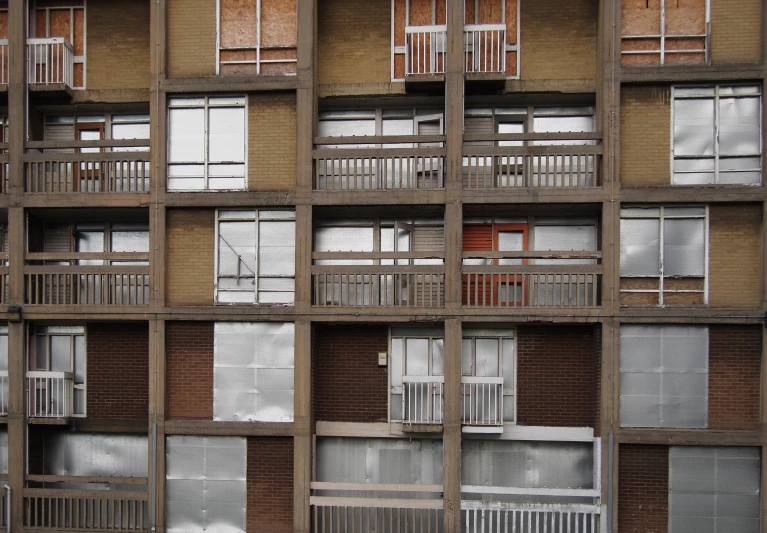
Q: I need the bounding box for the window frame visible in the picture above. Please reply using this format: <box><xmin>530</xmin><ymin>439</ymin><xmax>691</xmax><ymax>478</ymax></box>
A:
<box><xmin>461</xmin><ymin>328</ymin><xmax>516</xmax><ymax>425</ymax></box>
<box><xmin>671</xmin><ymin>85</ymin><xmax>763</xmax><ymax>186</ymax></box>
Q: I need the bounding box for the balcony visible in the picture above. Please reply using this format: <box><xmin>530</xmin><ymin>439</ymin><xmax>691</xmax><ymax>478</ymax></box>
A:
<box><xmin>461</xmin><ymin>500</ymin><xmax>602</xmax><ymax>532</ymax></box>
<box><xmin>461</xmin><ymin>376</ymin><xmax>504</xmax><ymax>432</ymax></box>
<box><xmin>462</xmin><ymin>251</ymin><xmax>602</xmax><ymax>309</ymax></box>
<box><xmin>27</xmin><ymin>38</ymin><xmax>74</xmax><ymax>92</ymax></box>
<box><xmin>26</xmin><ymin>371</ymin><xmax>73</xmax><ymax>419</ymax></box>
<box><xmin>463</xmin><ymin>135</ymin><xmax>603</xmax><ymax>190</ymax></box>
<box><xmin>464</xmin><ymin>24</ymin><xmax>506</xmax><ymax>77</ymax></box>
<box><xmin>25</xmin><ymin>252</ymin><xmax>150</xmax><ymax>306</ymax></box>
<box><xmin>405</xmin><ymin>25</ymin><xmax>447</xmax><ymax>78</ymax></box>
<box><xmin>24</xmin><ymin>140</ymin><xmax>151</xmax><ymax>194</ymax></box>
<box><xmin>402</xmin><ymin>376</ymin><xmax>444</xmax><ymax>428</ymax></box>
<box><xmin>313</xmin><ymin>136</ymin><xmax>445</xmax><ymax>191</ymax></box>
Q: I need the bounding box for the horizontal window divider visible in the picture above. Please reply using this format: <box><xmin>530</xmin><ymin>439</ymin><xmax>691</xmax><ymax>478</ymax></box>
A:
<box><xmin>465</xmin><ymin>146</ymin><xmax>602</xmax><ymax>157</ymax></box>
<box><xmin>313</xmin><ymin>251</ymin><xmax>445</xmax><ymax>260</ymax></box>
<box><xmin>25</xmin><ymin>265</ymin><xmax>149</xmax><ymax>274</ymax></box>
<box><xmin>463</xmin><ymin>251</ymin><xmax>601</xmax><ymax>260</ymax></box>
<box><xmin>463</xmin><ymin>23</ymin><xmax>506</xmax><ymax>31</ymax></box>
<box><xmin>462</xmin><ymin>265</ymin><xmax>602</xmax><ymax>274</ymax></box>
<box><xmin>314</xmin><ymin>135</ymin><xmax>446</xmax><ymax>145</ymax></box>
<box><xmin>23</xmin><ymin>153</ymin><xmax>150</xmax><ymax>163</ymax></box>
<box><xmin>310</xmin><ymin>482</ymin><xmax>443</xmax><ymax>493</ymax></box>
<box><xmin>23</xmin><ymin>487</ymin><xmax>148</xmax><ymax>501</ymax></box>
<box><xmin>461</xmin><ymin>376</ymin><xmax>505</xmax><ymax>384</ymax></box>
<box><xmin>464</xmin><ymin>132</ymin><xmax>602</xmax><ymax>142</ymax></box>
<box><xmin>460</xmin><ymin>486</ymin><xmax>600</xmax><ymax>498</ymax></box>
<box><xmin>26</xmin><ymin>252</ymin><xmax>149</xmax><ymax>261</ymax></box>
<box><xmin>26</xmin><ymin>139</ymin><xmax>151</xmax><ymax>149</ymax></box>
<box><xmin>311</xmin><ymin>265</ymin><xmax>444</xmax><ymax>274</ymax></box>
<box><xmin>310</xmin><ymin>496</ymin><xmax>444</xmax><ymax>510</ymax></box>
<box><xmin>26</xmin><ymin>475</ymin><xmax>148</xmax><ymax>485</ymax></box>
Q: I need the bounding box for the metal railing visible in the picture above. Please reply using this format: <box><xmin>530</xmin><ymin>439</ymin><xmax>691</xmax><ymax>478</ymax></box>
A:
<box><xmin>402</xmin><ymin>376</ymin><xmax>444</xmax><ymax>425</ymax></box>
<box><xmin>26</xmin><ymin>371</ymin><xmax>73</xmax><ymax>418</ymax></box>
<box><xmin>464</xmin><ymin>24</ymin><xmax>506</xmax><ymax>74</ymax></box>
<box><xmin>0</xmin><ymin>370</ymin><xmax>7</xmax><ymax>416</ymax></box>
<box><xmin>0</xmin><ymin>39</ymin><xmax>8</xmax><ymax>85</ymax></box>
<box><xmin>405</xmin><ymin>25</ymin><xmax>447</xmax><ymax>75</ymax></box>
<box><xmin>461</xmin><ymin>377</ymin><xmax>504</xmax><ymax>427</ymax></box>
<box><xmin>24</xmin><ymin>487</ymin><xmax>147</xmax><ymax>531</ymax></box>
<box><xmin>27</xmin><ymin>38</ymin><xmax>74</xmax><ymax>87</ymax></box>
<box><xmin>25</xmin><ymin>139</ymin><xmax>151</xmax><ymax>193</ymax></box>
<box><xmin>461</xmin><ymin>501</ymin><xmax>601</xmax><ymax>533</ymax></box>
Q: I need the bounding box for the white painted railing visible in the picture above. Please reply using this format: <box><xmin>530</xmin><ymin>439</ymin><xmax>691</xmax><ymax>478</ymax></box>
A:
<box><xmin>464</xmin><ymin>24</ymin><xmax>506</xmax><ymax>74</ymax></box>
<box><xmin>312</xmin><ymin>268</ymin><xmax>445</xmax><ymax>308</ymax></box>
<box><xmin>0</xmin><ymin>39</ymin><xmax>8</xmax><ymax>85</ymax></box>
<box><xmin>463</xmin><ymin>151</ymin><xmax>601</xmax><ymax>189</ymax></box>
<box><xmin>26</xmin><ymin>371</ymin><xmax>73</xmax><ymax>418</ymax></box>
<box><xmin>0</xmin><ymin>370</ymin><xmax>7</xmax><ymax>416</ymax></box>
<box><xmin>405</xmin><ymin>25</ymin><xmax>447</xmax><ymax>75</ymax></box>
<box><xmin>461</xmin><ymin>377</ymin><xmax>503</xmax><ymax>428</ymax></box>
<box><xmin>402</xmin><ymin>376</ymin><xmax>444</xmax><ymax>425</ymax></box>
<box><xmin>27</xmin><ymin>38</ymin><xmax>74</xmax><ymax>87</ymax></box>
<box><xmin>461</xmin><ymin>500</ymin><xmax>601</xmax><ymax>533</ymax></box>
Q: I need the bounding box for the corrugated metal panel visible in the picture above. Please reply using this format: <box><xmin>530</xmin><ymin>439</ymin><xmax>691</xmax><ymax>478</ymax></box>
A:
<box><xmin>413</xmin><ymin>225</ymin><xmax>444</xmax><ymax>253</ymax></box>
<box><xmin>464</xmin><ymin>117</ymin><xmax>494</xmax><ymax>147</ymax></box>
<box><xmin>44</xmin><ymin>123</ymin><xmax>75</xmax><ymax>154</ymax></box>
<box><xmin>43</xmin><ymin>433</ymin><xmax>147</xmax><ymax>477</ymax></box>
<box><xmin>44</xmin><ymin>224</ymin><xmax>72</xmax><ymax>254</ymax></box>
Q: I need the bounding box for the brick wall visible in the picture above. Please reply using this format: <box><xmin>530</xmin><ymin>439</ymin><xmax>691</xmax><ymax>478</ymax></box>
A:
<box><xmin>87</xmin><ymin>322</ymin><xmax>149</xmax><ymax>421</ymax></box>
<box><xmin>708</xmin><ymin>326</ymin><xmax>761</xmax><ymax>430</ymax></box>
<box><xmin>618</xmin><ymin>444</ymin><xmax>669</xmax><ymax>533</ymax></box>
<box><xmin>519</xmin><ymin>0</ymin><xmax>597</xmax><ymax>80</ymax></box>
<box><xmin>166</xmin><ymin>209</ymin><xmax>214</xmax><ymax>306</ymax></box>
<box><xmin>313</xmin><ymin>325</ymin><xmax>389</xmax><ymax>423</ymax></box>
<box><xmin>247</xmin><ymin>437</ymin><xmax>294</xmax><ymax>533</ymax></box>
<box><xmin>620</xmin><ymin>86</ymin><xmax>671</xmax><ymax>187</ymax></box>
<box><xmin>167</xmin><ymin>0</ymin><xmax>216</xmax><ymax>77</ymax></box>
<box><xmin>166</xmin><ymin>322</ymin><xmax>213</xmax><ymax>419</ymax></box>
<box><xmin>249</xmin><ymin>93</ymin><xmax>297</xmax><ymax>191</ymax></box>
<box><xmin>516</xmin><ymin>325</ymin><xmax>599</xmax><ymax>428</ymax></box>
<box><xmin>708</xmin><ymin>204</ymin><xmax>762</xmax><ymax>308</ymax></box>
<box><xmin>711</xmin><ymin>0</ymin><xmax>762</xmax><ymax>64</ymax></box>
<box><xmin>86</xmin><ymin>0</ymin><xmax>149</xmax><ymax>90</ymax></box>
<box><xmin>318</xmin><ymin>0</ymin><xmax>391</xmax><ymax>86</ymax></box>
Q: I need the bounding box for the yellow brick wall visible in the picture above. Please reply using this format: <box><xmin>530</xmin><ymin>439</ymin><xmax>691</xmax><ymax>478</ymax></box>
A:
<box><xmin>519</xmin><ymin>0</ymin><xmax>597</xmax><ymax>80</ymax></box>
<box><xmin>249</xmin><ymin>93</ymin><xmax>296</xmax><ymax>191</ymax></box>
<box><xmin>620</xmin><ymin>86</ymin><xmax>671</xmax><ymax>187</ymax></box>
<box><xmin>167</xmin><ymin>0</ymin><xmax>217</xmax><ymax>78</ymax></box>
<box><xmin>166</xmin><ymin>209</ymin><xmax>215</xmax><ymax>306</ymax></box>
<box><xmin>318</xmin><ymin>0</ymin><xmax>391</xmax><ymax>85</ymax></box>
<box><xmin>86</xmin><ymin>0</ymin><xmax>149</xmax><ymax>90</ymax></box>
<box><xmin>711</xmin><ymin>0</ymin><xmax>762</xmax><ymax>65</ymax></box>
<box><xmin>708</xmin><ymin>205</ymin><xmax>762</xmax><ymax>308</ymax></box>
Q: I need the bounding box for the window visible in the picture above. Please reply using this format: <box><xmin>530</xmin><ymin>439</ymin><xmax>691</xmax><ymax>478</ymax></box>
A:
<box><xmin>318</xmin><ymin>108</ymin><xmax>444</xmax><ymax>145</ymax></box>
<box><xmin>389</xmin><ymin>328</ymin><xmax>444</xmax><ymax>424</ymax></box>
<box><xmin>168</xmin><ymin>96</ymin><xmax>247</xmax><ymax>191</ymax></box>
<box><xmin>28</xmin><ymin>325</ymin><xmax>86</xmax><ymax>417</ymax></box>
<box><xmin>461</xmin><ymin>328</ymin><xmax>515</xmax><ymax>425</ymax></box>
<box><xmin>620</xmin><ymin>325</ymin><xmax>708</xmax><ymax>428</ymax></box>
<box><xmin>669</xmin><ymin>447</ymin><xmax>760</xmax><ymax>533</ymax></box>
<box><xmin>30</xmin><ymin>2</ymin><xmax>86</xmax><ymax>88</ymax></box>
<box><xmin>213</xmin><ymin>322</ymin><xmax>294</xmax><ymax>422</ymax></box>
<box><xmin>673</xmin><ymin>86</ymin><xmax>762</xmax><ymax>185</ymax></box>
<box><xmin>215</xmin><ymin>209</ymin><xmax>296</xmax><ymax>304</ymax></box>
<box><xmin>166</xmin><ymin>436</ymin><xmax>246</xmax><ymax>533</ymax></box>
<box><xmin>620</xmin><ymin>206</ymin><xmax>707</xmax><ymax>305</ymax></box>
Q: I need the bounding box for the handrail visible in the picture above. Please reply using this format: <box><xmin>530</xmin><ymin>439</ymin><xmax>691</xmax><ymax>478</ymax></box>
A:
<box><xmin>464</xmin><ymin>132</ymin><xmax>602</xmax><ymax>142</ymax></box>
<box><xmin>311</xmin><ymin>482</ymin><xmax>442</xmax><ymax>493</ymax></box>
<box><xmin>314</xmin><ymin>251</ymin><xmax>445</xmax><ymax>260</ymax></box>
<box><xmin>312</xmin><ymin>265</ymin><xmax>444</xmax><ymax>274</ymax></box>
<box><xmin>462</xmin><ymin>251</ymin><xmax>601</xmax><ymax>260</ymax></box>
<box><xmin>315</xmin><ymin>135</ymin><xmax>445</xmax><ymax>145</ymax></box>
<box><xmin>23</xmin><ymin>487</ymin><xmax>148</xmax><ymax>501</ymax></box>
<box><xmin>26</xmin><ymin>139</ymin><xmax>150</xmax><ymax>150</ymax></box>
<box><xmin>461</xmin><ymin>376</ymin><xmax>504</xmax><ymax>384</ymax></box>
<box><xmin>403</xmin><ymin>375</ymin><xmax>444</xmax><ymax>384</ymax></box>
<box><xmin>26</xmin><ymin>37</ymin><xmax>72</xmax><ymax>48</ymax></box>
<box><xmin>461</xmin><ymin>485</ymin><xmax>600</xmax><ymax>497</ymax></box>
<box><xmin>26</xmin><ymin>371</ymin><xmax>72</xmax><ymax>379</ymax></box>
<box><xmin>26</xmin><ymin>252</ymin><xmax>149</xmax><ymax>261</ymax></box>
<box><xmin>26</xmin><ymin>475</ymin><xmax>148</xmax><ymax>485</ymax></box>
<box><xmin>310</xmin><ymin>496</ymin><xmax>443</xmax><ymax>509</ymax></box>
<box><xmin>462</xmin><ymin>264</ymin><xmax>602</xmax><ymax>274</ymax></box>
<box><xmin>405</xmin><ymin>24</ymin><xmax>446</xmax><ymax>33</ymax></box>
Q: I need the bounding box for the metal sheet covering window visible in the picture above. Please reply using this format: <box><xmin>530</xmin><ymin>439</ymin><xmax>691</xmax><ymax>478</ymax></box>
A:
<box><xmin>42</xmin><ymin>433</ymin><xmax>148</xmax><ymax>478</ymax></box>
<box><xmin>166</xmin><ymin>436</ymin><xmax>246</xmax><ymax>533</ymax></box>
<box><xmin>215</xmin><ymin>209</ymin><xmax>296</xmax><ymax>304</ymax></box>
<box><xmin>669</xmin><ymin>447</ymin><xmax>760</xmax><ymax>533</ymax></box>
<box><xmin>213</xmin><ymin>322</ymin><xmax>294</xmax><ymax>422</ymax></box>
<box><xmin>620</xmin><ymin>325</ymin><xmax>708</xmax><ymax>428</ymax></box>
<box><xmin>673</xmin><ymin>86</ymin><xmax>762</xmax><ymax>185</ymax></box>
<box><xmin>168</xmin><ymin>96</ymin><xmax>247</xmax><ymax>191</ymax></box>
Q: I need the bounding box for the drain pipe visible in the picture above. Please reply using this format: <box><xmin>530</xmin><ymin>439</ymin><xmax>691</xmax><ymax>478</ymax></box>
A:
<box><xmin>4</xmin><ymin>484</ymin><xmax>10</xmax><ymax>533</ymax></box>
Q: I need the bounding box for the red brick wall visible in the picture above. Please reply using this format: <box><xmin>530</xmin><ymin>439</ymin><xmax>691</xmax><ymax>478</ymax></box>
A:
<box><xmin>87</xmin><ymin>322</ymin><xmax>149</xmax><ymax>421</ymax></box>
<box><xmin>708</xmin><ymin>326</ymin><xmax>761</xmax><ymax>430</ymax></box>
<box><xmin>166</xmin><ymin>322</ymin><xmax>213</xmax><ymax>419</ymax></box>
<box><xmin>618</xmin><ymin>445</ymin><xmax>669</xmax><ymax>533</ymax></box>
<box><xmin>247</xmin><ymin>437</ymin><xmax>294</xmax><ymax>533</ymax></box>
<box><xmin>516</xmin><ymin>326</ymin><xmax>599</xmax><ymax>428</ymax></box>
<box><xmin>313</xmin><ymin>325</ymin><xmax>388</xmax><ymax>423</ymax></box>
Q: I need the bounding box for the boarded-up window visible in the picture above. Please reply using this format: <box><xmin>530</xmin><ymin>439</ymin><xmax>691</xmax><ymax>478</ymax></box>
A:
<box><xmin>218</xmin><ymin>0</ymin><xmax>297</xmax><ymax>75</ymax></box>
<box><xmin>32</xmin><ymin>2</ymin><xmax>85</xmax><ymax>87</ymax></box>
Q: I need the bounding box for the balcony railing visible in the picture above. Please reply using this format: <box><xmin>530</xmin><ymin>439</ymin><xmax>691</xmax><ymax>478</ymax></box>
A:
<box><xmin>0</xmin><ymin>370</ymin><xmax>7</xmax><ymax>416</ymax></box>
<box><xmin>405</xmin><ymin>25</ymin><xmax>447</xmax><ymax>75</ymax></box>
<box><xmin>0</xmin><ymin>39</ymin><xmax>8</xmax><ymax>85</ymax></box>
<box><xmin>25</xmin><ymin>252</ymin><xmax>150</xmax><ymax>306</ymax></box>
<box><xmin>27</xmin><ymin>37</ymin><xmax>73</xmax><ymax>88</ymax></box>
<box><xmin>461</xmin><ymin>501</ymin><xmax>602</xmax><ymax>533</ymax></box>
<box><xmin>462</xmin><ymin>251</ymin><xmax>602</xmax><ymax>308</ymax></box>
<box><xmin>463</xmin><ymin>133</ymin><xmax>602</xmax><ymax>189</ymax></box>
<box><xmin>461</xmin><ymin>376</ymin><xmax>504</xmax><ymax>429</ymax></box>
<box><xmin>464</xmin><ymin>24</ymin><xmax>506</xmax><ymax>74</ymax></box>
<box><xmin>26</xmin><ymin>371</ymin><xmax>73</xmax><ymax>418</ymax></box>
<box><xmin>310</xmin><ymin>482</ymin><xmax>443</xmax><ymax>533</ymax></box>
<box><xmin>402</xmin><ymin>376</ymin><xmax>444</xmax><ymax>425</ymax></box>
<box><xmin>25</xmin><ymin>140</ymin><xmax>151</xmax><ymax>193</ymax></box>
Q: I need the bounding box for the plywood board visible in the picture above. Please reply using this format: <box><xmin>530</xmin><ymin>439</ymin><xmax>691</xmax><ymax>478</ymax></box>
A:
<box><xmin>665</xmin><ymin>36</ymin><xmax>706</xmax><ymax>49</ymax></box>
<box><xmin>394</xmin><ymin>0</ymin><xmax>406</xmax><ymax>46</ymax></box>
<box><xmin>73</xmin><ymin>8</ymin><xmax>83</xmax><ymax>55</ymax></box>
<box><xmin>260</xmin><ymin>60</ymin><xmax>297</xmax><ymax>74</ymax></box>
<box><xmin>0</xmin><ymin>11</ymin><xmax>8</xmax><ymax>39</ymax></box>
<box><xmin>505</xmin><ymin>0</ymin><xmax>517</xmax><ymax>44</ymax></box>
<box><xmin>261</xmin><ymin>0</ymin><xmax>297</xmax><ymax>47</ymax></box>
<box><xmin>394</xmin><ymin>54</ymin><xmax>405</xmax><ymax>78</ymax></box>
<box><xmin>409</xmin><ymin>0</ymin><xmax>431</xmax><ymax>26</ymax></box>
<box><xmin>220</xmin><ymin>63</ymin><xmax>257</xmax><ymax>76</ymax></box>
<box><xmin>621</xmin><ymin>52</ymin><xmax>661</xmax><ymax>65</ymax></box>
<box><xmin>664</xmin><ymin>278</ymin><xmax>704</xmax><ymax>291</ymax></box>
<box><xmin>622</xmin><ymin>38</ymin><xmax>661</xmax><ymax>51</ymax></box>
<box><xmin>665</xmin><ymin>0</ymin><xmax>705</xmax><ymax>35</ymax></box>
<box><xmin>436</xmin><ymin>0</ymin><xmax>446</xmax><ymax>24</ymax></box>
<box><xmin>619</xmin><ymin>291</ymin><xmax>660</xmax><ymax>305</ymax></box>
<box><xmin>663</xmin><ymin>292</ymin><xmax>704</xmax><ymax>304</ymax></box>
<box><xmin>478</xmin><ymin>0</ymin><xmax>502</xmax><ymax>24</ymax></box>
<box><xmin>622</xmin><ymin>0</ymin><xmax>661</xmax><ymax>36</ymax></box>
<box><xmin>35</xmin><ymin>0</ymin><xmax>83</xmax><ymax>7</ymax></box>
<box><xmin>35</xmin><ymin>10</ymin><xmax>47</xmax><ymax>37</ymax></box>
<box><xmin>49</xmin><ymin>9</ymin><xmax>71</xmax><ymax>39</ymax></box>
<box><xmin>664</xmin><ymin>52</ymin><xmax>705</xmax><ymax>64</ymax></box>
<box><xmin>505</xmin><ymin>50</ymin><xmax>517</xmax><ymax>76</ymax></box>
<box><xmin>620</xmin><ymin>277</ymin><xmax>659</xmax><ymax>290</ymax></box>
<box><xmin>220</xmin><ymin>0</ymin><xmax>257</xmax><ymax>48</ymax></box>
<box><xmin>465</xmin><ymin>0</ymin><xmax>475</xmax><ymax>24</ymax></box>
<box><xmin>73</xmin><ymin>63</ymin><xmax>83</xmax><ymax>88</ymax></box>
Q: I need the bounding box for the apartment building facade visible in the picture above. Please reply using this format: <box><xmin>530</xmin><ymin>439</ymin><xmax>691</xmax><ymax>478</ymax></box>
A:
<box><xmin>0</xmin><ymin>0</ymin><xmax>761</xmax><ymax>532</ymax></box>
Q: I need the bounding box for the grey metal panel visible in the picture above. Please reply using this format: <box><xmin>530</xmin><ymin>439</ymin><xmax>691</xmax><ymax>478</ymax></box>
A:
<box><xmin>44</xmin><ymin>433</ymin><xmax>148</xmax><ymax>477</ymax></box>
<box><xmin>620</xmin><ymin>218</ymin><xmax>660</xmax><ymax>276</ymax></box>
<box><xmin>208</xmin><ymin>107</ymin><xmax>245</xmax><ymax>163</ymax></box>
<box><xmin>663</xmin><ymin>219</ymin><xmax>705</xmax><ymax>276</ymax></box>
<box><xmin>718</xmin><ymin>96</ymin><xmax>761</xmax><ymax>156</ymax></box>
<box><xmin>168</xmin><ymin>108</ymin><xmax>205</xmax><ymax>163</ymax></box>
<box><xmin>315</xmin><ymin>227</ymin><xmax>374</xmax><ymax>253</ymax></box>
<box><xmin>259</xmin><ymin>221</ymin><xmax>296</xmax><ymax>276</ymax></box>
<box><xmin>0</xmin><ymin>431</ymin><xmax>7</xmax><ymax>474</ymax></box>
<box><xmin>674</xmin><ymin>98</ymin><xmax>715</xmax><ymax>156</ymax></box>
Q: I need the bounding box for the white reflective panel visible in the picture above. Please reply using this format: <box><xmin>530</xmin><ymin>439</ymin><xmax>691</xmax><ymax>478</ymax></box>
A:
<box><xmin>620</xmin><ymin>218</ymin><xmax>660</xmax><ymax>276</ymax></box>
<box><xmin>208</xmin><ymin>107</ymin><xmax>245</xmax><ymax>163</ymax></box>
<box><xmin>168</xmin><ymin>108</ymin><xmax>204</xmax><ymax>163</ymax></box>
<box><xmin>475</xmin><ymin>338</ymin><xmax>499</xmax><ymax>377</ymax></box>
<box><xmin>718</xmin><ymin>96</ymin><xmax>761</xmax><ymax>156</ymax></box>
<box><xmin>317</xmin><ymin>119</ymin><xmax>375</xmax><ymax>138</ymax></box>
<box><xmin>718</xmin><ymin>157</ymin><xmax>762</xmax><ymax>185</ymax></box>
<box><xmin>432</xmin><ymin>339</ymin><xmax>444</xmax><ymax>376</ymax></box>
<box><xmin>259</xmin><ymin>221</ymin><xmax>296</xmax><ymax>276</ymax></box>
<box><xmin>405</xmin><ymin>339</ymin><xmax>429</xmax><ymax>375</ymax></box>
<box><xmin>0</xmin><ymin>431</ymin><xmax>7</xmax><ymax>474</ymax></box>
<box><xmin>44</xmin><ymin>433</ymin><xmax>148</xmax><ymax>477</ymax></box>
<box><xmin>112</xmin><ymin>231</ymin><xmax>149</xmax><ymax>253</ymax></box>
<box><xmin>663</xmin><ymin>219</ymin><xmax>705</xmax><ymax>276</ymax></box>
<box><xmin>534</xmin><ymin>225</ymin><xmax>596</xmax><ymax>265</ymax></box>
<box><xmin>315</xmin><ymin>227</ymin><xmax>373</xmax><ymax>253</ymax></box>
<box><xmin>382</xmin><ymin>119</ymin><xmax>414</xmax><ymax>136</ymax></box>
<box><xmin>209</xmin><ymin>96</ymin><xmax>247</xmax><ymax>106</ymax></box>
<box><xmin>218</xmin><ymin>222</ymin><xmax>256</xmax><ymax>278</ymax></box>
<box><xmin>112</xmin><ymin>122</ymin><xmax>150</xmax><ymax>142</ymax></box>
<box><xmin>674</xmin><ymin>98</ymin><xmax>715</xmax><ymax>156</ymax></box>
<box><xmin>391</xmin><ymin>338</ymin><xmax>403</xmax><ymax>387</ymax></box>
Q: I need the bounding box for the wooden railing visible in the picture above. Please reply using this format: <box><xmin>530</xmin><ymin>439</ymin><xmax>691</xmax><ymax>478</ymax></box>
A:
<box><xmin>27</xmin><ymin>37</ymin><xmax>73</xmax><ymax>87</ymax></box>
<box><xmin>462</xmin><ymin>251</ymin><xmax>601</xmax><ymax>308</ymax></box>
<box><xmin>25</xmin><ymin>252</ymin><xmax>150</xmax><ymax>306</ymax></box>
<box><xmin>463</xmin><ymin>133</ymin><xmax>602</xmax><ymax>189</ymax></box>
<box><xmin>26</xmin><ymin>371</ymin><xmax>73</xmax><ymax>418</ymax></box>
<box><xmin>464</xmin><ymin>24</ymin><xmax>506</xmax><ymax>74</ymax></box>
<box><xmin>461</xmin><ymin>376</ymin><xmax>504</xmax><ymax>428</ymax></box>
<box><xmin>310</xmin><ymin>482</ymin><xmax>443</xmax><ymax>533</ymax></box>
<box><xmin>403</xmin><ymin>376</ymin><xmax>444</xmax><ymax>425</ymax></box>
<box><xmin>24</xmin><ymin>139</ymin><xmax>151</xmax><ymax>193</ymax></box>
<box><xmin>406</xmin><ymin>25</ymin><xmax>447</xmax><ymax>75</ymax></box>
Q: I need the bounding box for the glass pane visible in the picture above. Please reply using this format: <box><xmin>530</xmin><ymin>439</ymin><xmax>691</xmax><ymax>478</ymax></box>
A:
<box><xmin>168</xmin><ymin>108</ymin><xmax>204</xmax><ymax>163</ymax></box>
<box><xmin>664</xmin><ymin>219</ymin><xmax>705</xmax><ymax>276</ymax></box>
<box><xmin>258</xmin><ymin>221</ymin><xmax>295</xmax><ymax>277</ymax></box>
<box><xmin>208</xmin><ymin>107</ymin><xmax>245</xmax><ymax>163</ymax></box>
<box><xmin>112</xmin><ymin>122</ymin><xmax>149</xmax><ymax>140</ymax></box>
<box><xmin>112</xmin><ymin>231</ymin><xmax>149</xmax><ymax>253</ymax></box>
<box><xmin>498</xmin><ymin>231</ymin><xmax>524</xmax><ymax>266</ymax></box>
<box><xmin>502</xmin><ymin>339</ymin><xmax>514</xmax><ymax>389</ymax></box>
<box><xmin>35</xmin><ymin>336</ymin><xmax>47</xmax><ymax>370</ymax></box>
<box><xmin>432</xmin><ymin>339</ymin><xmax>444</xmax><ymax>376</ymax></box>
<box><xmin>475</xmin><ymin>338</ymin><xmax>499</xmax><ymax>377</ymax></box>
<box><xmin>315</xmin><ymin>227</ymin><xmax>373</xmax><ymax>253</ymax></box>
<box><xmin>405</xmin><ymin>339</ymin><xmax>429</xmax><ymax>375</ymax></box>
<box><xmin>218</xmin><ymin>222</ymin><xmax>256</xmax><ymax>277</ymax></box>
<box><xmin>674</xmin><ymin>98</ymin><xmax>715</xmax><ymax>156</ymax></box>
<box><xmin>718</xmin><ymin>96</ymin><xmax>761</xmax><ymax>155</ymax></box>
<box><xmin>74</xmin><ymin>336</ymin><xmax>85</xmax><ymax>384</ymax></box>
<box><xmin>620</xmin><ymin>218</ymin><xmax>660</xmax><ymax>276</ymax></box>
<box><xmin>461</xmin><ymin>339</ymin><xmax>472</xmax><ymax>376</ymax></box>
<box><xmin>50</xmin><ymin>336</ymin><xmax>71</xmax><ymax>372</ymax></box>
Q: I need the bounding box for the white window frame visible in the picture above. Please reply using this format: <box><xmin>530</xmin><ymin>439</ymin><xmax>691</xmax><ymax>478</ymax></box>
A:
<box><xmin>28</xmin><ymin>325</ymin><xmax>86</xmax><ymax>417</ymax></box>
<box><xmin>620</xmin><ymin>206</ymin><xmax>708</xmax><ymax>306</ymax></box>
<box><xmin>671</xmin><ymin>85</ymin><xmax>763</xmax><ymax>185</ymax></box>
<box><xmin>167</xmin><ymin>96</ymin><xmax>248</xmax><ymax>191</ymax></box>
<box><xmin>461</xmin><ymin>328</ymin><xmax>516</xmax><ymax>426</ymax></box>
<box><xmin>214</xmin><ymin>209</ymin><xmax>296</xmax><ymax>305</ymax></box>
